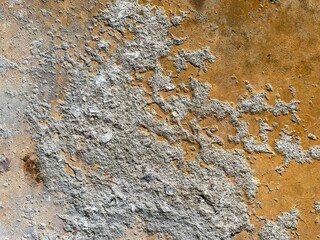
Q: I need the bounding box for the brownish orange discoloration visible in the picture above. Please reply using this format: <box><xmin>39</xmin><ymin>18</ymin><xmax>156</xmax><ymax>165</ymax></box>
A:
<box><xmin>1</xmin><ymin>0</ymin><xmax>319</xmax><ymax>239</ymax></box>
<box><xmin>190</xmin><ymin>0</ymin><xmax>206</xmax><ymax>10</ymax></box>
<box><xmin>142</xmin><ymin>0</ymin><xmax>320</xmax><ymax>239</ymax></box>
<box><xmin>198</xmin><ymin>115</ymin><xmax>236</xmax><ymax>149</ymax></box>
<box><xmin>181</xmin><ymin>140</ymin><xmax>200</xmax><ymax>160</ymax></box>
<box><xmin>147</xmin><ymin>103</ymin><xmax>167</xmax><ymax>120</ymax></box>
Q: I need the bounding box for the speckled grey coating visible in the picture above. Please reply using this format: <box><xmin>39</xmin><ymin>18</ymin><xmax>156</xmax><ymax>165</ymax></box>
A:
<box><xmin>17</xmin><ymin>0</ymin><xmax>319</xmax><ymax>239</ymax></box>
<box><xmin>27</xmin><ymin>1</ymin><xmax>257</xmax><ymax>239</ymax></box>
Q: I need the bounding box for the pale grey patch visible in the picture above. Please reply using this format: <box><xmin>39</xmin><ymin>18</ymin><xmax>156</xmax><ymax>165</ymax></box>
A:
<box><xmin>275</xmin><ymin>130</ymin><xmax>310</xmax><ymax>166</ymax></box>
<box><xmin>0</xmin><ymin>56</ymin><xmax>17</xmax><ymax>75</ymax></box>
<box><xmin>27</xmin><ymin>1</ymin><xmax>257</xmax><ymax>239</ymax></box>
<box><xmin>242</xmin><ymin>136</ymin><xmax>273</xmax><ymax>154</ymax></box>
<box><xmin>238</xmin><ymin>93</ymin><xmax>269</xmax><ymax>114</ymax></box>
<box><xmin>270</xmin><ymin>99</ymin><xmax>300</xmax><ymax>117</ymax></box>
<box><xmin>259</xmin><ymin>209</ymin><xmax>299</xmax><ymax>240</ymax></box>
<box><xmin>277</xmin><ymin>209</ymin><xmax>299</xmax><ymax>229</ymax></box>
<box><xmin>259</xmin><ymin>221</ymin><xmax>289</xmax><ymax>240</ymax></box>
<box><xmin>174</xmin><ymin>48</ymin><xmax>215</xmax><ymax>72</ymax></box>
<box><xmin>314</xmin><ymin>202</ymin><xmax>320</xmax><ymax>214</ymax></box>
<box><xmin>100</xmin><ymin>132</ymin><xmax>113</xmax><ymax>144</ymax></box>
<box><xmin>309</xmin><ymin>146</ymin><xmax>320</xmax><ymax>160</ymax></box>
<box><xmin>288</xmin><ymin>85</ymin><xmax>296</xmax><ymax>97</ymax></box>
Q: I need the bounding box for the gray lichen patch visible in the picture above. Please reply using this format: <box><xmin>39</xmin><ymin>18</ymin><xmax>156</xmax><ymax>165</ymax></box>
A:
<box><xmin>26</xmin><ymin>0</ymin><xmax>257</xmax><ymax>239</ymax></box>
<box><xmin>242</xmin><ymin>137</ymin><xmax>273</xmax><ymax>154</ymax></box>
<box><xmin>228</xmin><ymin>119</ymin><xmax>273</xmax><ymax>155</ymax></box>
<box><xmin>259</xmin><ymin>220</ymin><xmax>289</xmax><ymax>240</ymax></box>
<box><xmin>259</xmin><ymin>209</ymin><xmax>299</xmax><ymax>240</ymax></box>
<box><xmin>288</xmin><ymin>85</ymin><xmax>296</xmax><ymax>97</ymax></box>
<box><xmin>309</xmin><ymin>146</ymin><xmax>320</xmax><ymax>160</ymax></box>
<box><xmin>238</xmin><ymin>93</ymin><xmax>300</xmax><ymax>121</ymax></box>
<box><xmin>202</xmin><ymin>149</ymin><xmax>258</xmax><ymax>201</ymax></box>
<box><xmin>277</xmin><ymin>209</ymin><xmax>299</xmax><ymax>229</ymax></box>
<box><xmin>15</xmin><ymin>0</ymin><xmax>320</xmax><ymax>239</ymax></box>
<box><xmin>238</xmin><ymin>93</ymin><xmax>269</xmax><ymax>114</ymax></box>
<box><xmin>275</xmin><ymin>130</ymin><xmax>311</xmax><ymax>166</ymax></box>
<box><xmin>174</xmin><ymin>48</ymin><xmax>215</xmax><ymax>72</ymax></box>
<box><xmin>148</xmin><ymin>72</ymin><xmax>175</xmax><ymax>92</ymax></box>
<box><xmin>258</xmin><ymin>119</ymin><xmax>273</xmax><ymax>142</ymax></box>
<box><xmin>270</xmin><ymin>99</ymin><xmax>300</xmax><ymax>117</ymax></box>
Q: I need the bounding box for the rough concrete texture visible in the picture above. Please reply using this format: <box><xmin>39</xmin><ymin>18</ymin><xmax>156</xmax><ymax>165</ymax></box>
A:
<box><xmin>28</xmin><ymin>1</ymin><xmax>257</xmax><ymax>238</ymax></box>
<box><xmin>0</xmin><ymin>0</ymin><xmax>320</xmax><ymax>239</ymax></box>
<box><xmin>259</xmin><ymin>209</ymin><xmax>299</xmax><ymax>240</ymax></box>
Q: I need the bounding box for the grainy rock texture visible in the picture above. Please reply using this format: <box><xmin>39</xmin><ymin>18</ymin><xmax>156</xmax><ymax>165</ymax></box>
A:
<box><xmin>29</xmin><ymin>1</ymin><xmax>258</xmax><ymax>238</ymax></box>
<box><xmin>259</xmin><ymin>209</ymin><xmax>299</xmax><ymax>240</ymax></box>
<box><xmin>1</xmin><ymin>0</ymin><xmax>320</xmax><ymax>239</ymax></box>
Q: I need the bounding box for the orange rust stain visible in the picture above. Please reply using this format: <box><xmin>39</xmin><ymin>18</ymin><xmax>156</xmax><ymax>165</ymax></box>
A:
<box><xmin>144</xmin><ymin>0</ymin><xmax>320</xmax><ymax>239</ymax></box>
<box><xmin>181</xmin><ymin>140</ymin><xmax>200</xmax><ymax>160</ymax></box>
<box><xmin>251</xmin><ymin>156</ymin><xmax>320</xmax><ymax>239</ymax></box>
<box><xmin>233</xmin><ymin>230</ymin><xmax>257</xmax><ymax>240</ymax></box>
<box><xmin>180</xmin><ymin>111</ymin><xmax>196</xmax><ymax>134</ymax></box>
<box><xmin>171</xmin><ymin>159</ymin><xmax>178</xmax><ymax>170</ymax></box>
<box><xmin>147</xmin><ymin>103</ymin><xmax>167</xmax><ymax>120</ymax></box>
<box><xmin>156</xmin><ymin>135</ymin><xmax>168</xmax><ymax>143</ymax></box>
<box><xmin>131</xmin><ymin>70</ymin><xmax>156</xmax><ymax>94</ymax></box>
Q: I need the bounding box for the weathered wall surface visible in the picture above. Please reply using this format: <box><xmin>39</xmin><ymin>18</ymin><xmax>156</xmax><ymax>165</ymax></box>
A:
<box><xmin>0</xmin><ymin>0</ymin><xmax>319</xmax><ymax>239</ymax></box>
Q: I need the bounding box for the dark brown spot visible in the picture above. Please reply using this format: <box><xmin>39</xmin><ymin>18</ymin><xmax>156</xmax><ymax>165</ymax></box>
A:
<box><xmin>22</xmin><ymin>154</ymin><xmax>42</xmax><ymax>183</ymax></box>
<box><xmin>190</xmin><ymin>0</ymin><xmax>206</xmax><ymax>10</ymax></box>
